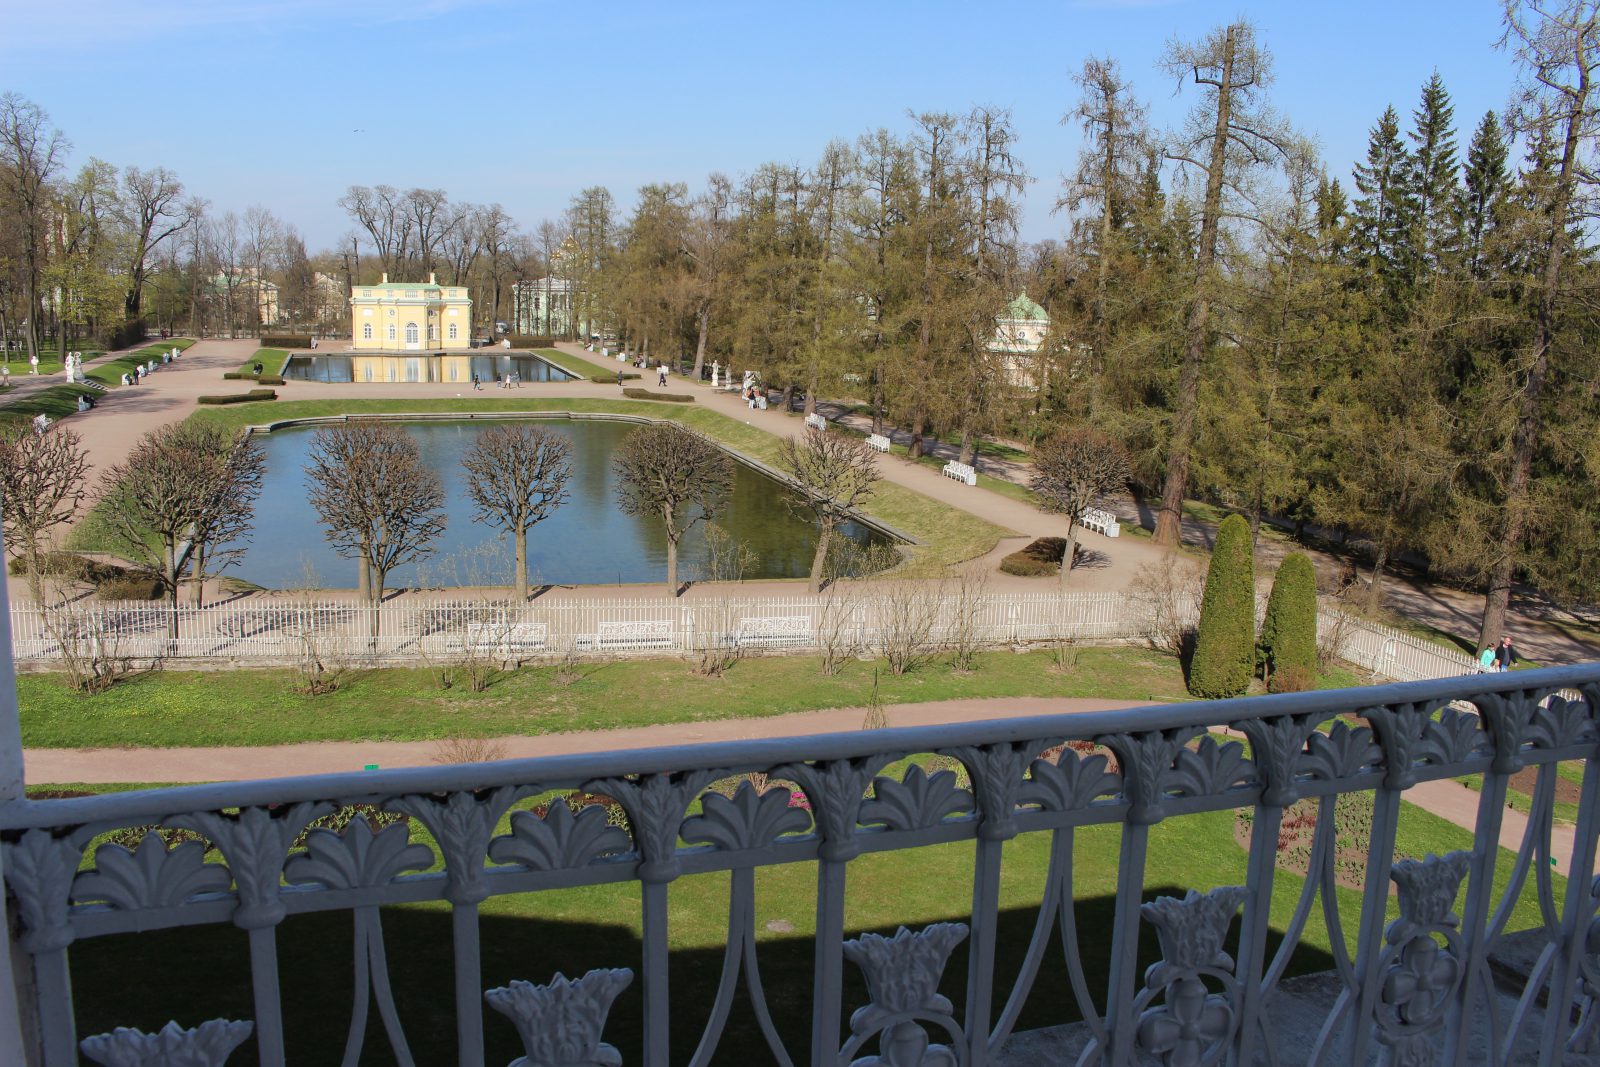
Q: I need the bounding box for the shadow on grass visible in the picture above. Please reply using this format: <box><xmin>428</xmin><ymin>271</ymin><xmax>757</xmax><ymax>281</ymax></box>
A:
<box><xmin>68</xmin><ymin>882</ymin><xmax>1336</xmax><ymax>1066</ymax></box>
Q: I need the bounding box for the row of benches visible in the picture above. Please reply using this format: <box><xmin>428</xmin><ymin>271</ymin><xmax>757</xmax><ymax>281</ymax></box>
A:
<box><xmin>1079</xmin><ymin>507</ymin><xmax>1121</xmax><ymax>538</ymax></box>
<box><xmin>942</xmin><ymin>461</ymin><xmax>978</xmax><ymax>486</ymax></box>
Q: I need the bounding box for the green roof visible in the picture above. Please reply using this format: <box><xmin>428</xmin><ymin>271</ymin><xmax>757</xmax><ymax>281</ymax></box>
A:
<box><xmin>1004</xmin><ymin>292</ymin><xmax>1048</xmax><ymax>322</ymax></box>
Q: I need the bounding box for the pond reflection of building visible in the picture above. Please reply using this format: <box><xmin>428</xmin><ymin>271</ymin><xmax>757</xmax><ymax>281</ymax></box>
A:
<box><xmin>283</xmin><ymin>353</ymin><xmax>576</xmax><ymax>384</ymax></box>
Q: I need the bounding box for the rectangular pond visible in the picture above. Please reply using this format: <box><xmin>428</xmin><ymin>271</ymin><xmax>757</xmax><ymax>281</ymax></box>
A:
<box><xmin>282</xmin><ymin>353</ymin><xmax>576</xmax><ymax>384</ymax></box>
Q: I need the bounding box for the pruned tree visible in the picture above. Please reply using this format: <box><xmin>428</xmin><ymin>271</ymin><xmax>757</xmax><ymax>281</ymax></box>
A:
<box><xmin>777</xmin><ymin>427</ymin><xmax>881</xmax><ymax>593</ymax></box>
<box><xmin>305</xmin><ymin>423</ymin><xmax>447</xmax><ymax>635</ymax></box>
<box><xmin>98</xmin><ymin>422</ymin><xmax>265</xmax><ymax>638</ymax></box>
<box><xmin>0</xmin><ymin>425</ymin><xmax>89</xmax><ymax>602</ymax></box>
<box><xmin>462</xmin><ymin>424</ymin><xmax>572</xmax><ymax>601</ymax></box>
<box><xmin>1031</xmin><ymin>428</ymin><xmax>1131</xmax><ymax>585</ymax></box>
<box><xmin>611</xmin><ymin>422</ymin><xmax>734</xmax><ymax>596</ymax></box>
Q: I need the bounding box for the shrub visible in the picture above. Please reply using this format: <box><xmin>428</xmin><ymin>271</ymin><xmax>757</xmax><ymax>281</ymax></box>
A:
<box><xmin>100</xmin><ymin>319</ymin><xmax>147</xmax><ymax>351</ymax></box>
<box><xmin>1188</xmin><ymin>513</ymin><xmax>1256</xmax><ymax>699</ymax></box>
<box><xmin>623</xmin><ymin>388</ymin><xmax>693</xmax><ymax>402</ymax></box>
<box><xmin>221</xmin><ymin>371</ymin><xmax>245</xmax><ymax>380</ymax></box>
<box><xmin>257</xmin><ymin>375</ymin><xmax>285</xmax><ymax>386</ymax></box>
<box><xmin>259</xmin><ymin>336</ymin><xmax>313</xmax><ymax>348</ymax></box>
<box><xmin>594</xmin><ymin>372</ymin><xmax>640</xmax><ymax>383</ymax></box>
<box><xmin>8</xmin><ymin>552</ymin><xmax>128</xmax><ymax>583</ymax></box>
<box><xmin>197</xmin><ymin>390</ymin><xmax>277</xmax><ymax>405</ymax></box>
<box><xmin>999</xmin><ymin>537</ymin><xmax>1067</xmax><ymax>577</ymax></box>
<box><xmin>507</xmin><ymin>335</ymin><xmax>555</xmax><ymax>349</ymax></box>
<box><xmin>1261</xmin><ymin>551</ymin><xmax>1318</xmax><ymax>691</ymax></box>
<box><xmin>96</xmin><ymin>576</ymin><xmax>163</xmax><ymax>600</ymax></box>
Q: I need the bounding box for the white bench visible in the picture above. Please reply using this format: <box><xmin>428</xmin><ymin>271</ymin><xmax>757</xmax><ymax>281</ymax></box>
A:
<box><xmin>448</xmin><ymin>621</ymin><xmax>549</xmax><ymax>656</ymax></box>
<box><xmin>804</xmin><ymin>413</ymin><xmax>828</xmax><ymax>432</ymax></box>
<box><xmin>942</xmin><ymin>461</ymin><xmax>977</xmax><ymax>486</ymax></box>
<box><xmin>866</xmin><ymin>433</ymin><xmax>891</xmax><ymax>453</ymax></box>
<box><xmin>593</xmin><ymin>619</ymin><xmax>674</xmax><ymax>651</ymax></box>
<box><xmin>1078</xmin><ymin>507</ymin><xmax>1121</xmax><ymax>538</ymax></box>
<box><xmin>735</xmin><ymin>615</ymin><xmax>813</xmax><ymax>648</ymax></box>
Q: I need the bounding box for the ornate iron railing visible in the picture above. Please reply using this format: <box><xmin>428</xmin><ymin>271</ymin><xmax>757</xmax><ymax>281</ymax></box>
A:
<box><xmin>2</xmin><ymin>665</ymin><xmax>1598</xmax><ymax>1066</ymax></box>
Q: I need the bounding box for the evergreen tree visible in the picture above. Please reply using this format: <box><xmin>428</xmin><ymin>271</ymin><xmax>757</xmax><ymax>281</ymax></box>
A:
<box><xmin>1405</xmin><ymin>72</ymin><xmax>1460</xmax><ymax>270</ymax></box>
<box><xmin>1188</xmin><ymin>514</ymin><xmax>1256</xmax><ymax>698</ymax></box>
<box><xmin>1459</xmin><ymin>110</ymin><xmax>1509</xmax><ymax>278</ymax></box>
<box><xmin>1350</xmin><ymin>105</ymin><xmax>1413</xmax><ymax>305</ymax></box>
<box><xmin>1260</xmin><ymin>552</ymin><xmax>1318</xmax><ymax>691</ymax></box>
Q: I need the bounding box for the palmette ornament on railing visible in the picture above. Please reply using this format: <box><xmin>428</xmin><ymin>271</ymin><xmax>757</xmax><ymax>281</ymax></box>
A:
<box><xmin>484</xmin><ymin>968</ymin><xmax>634</xmax><ymax>1067</ymax></box>
<box><xmin>1133</xmin><ymin>886</ymin><xmax>1249</xmax><ymax>1067</ymax></box>
<box><xmin>3</xmin><ymin>828</ymin><xmax>89</xmax><ymax>953</ymax></box>
<box><xmin>1376</xmin><ymin>852</ymin><xmax>1470</xmax><ymax>1065</ymax></box>
<box><xmin>169</xmin><ymin>802</ymin><xmax>329</xmax><ymax>929</ymax></box>
<box><xmin>857</xmin><ymin>764</ymin><xmax>974</xmax><ymax>832</ymax></box>
<box><xmin>679</xmin><ymin>779</ymin><xmax>812</xmax><ymax>852</ymax></box>
<box><xmin>78</xmin><ymin>1018</ymin><xmax>254</xmax><ymax>1067</ymax></box>
<box><xmin>488</xmin><ymin>800</ymin><xmax>632</xmax><ymax>871</ymax></box>
<box><xmin>840</xmin><ymin>922</ymin><xmax>969</xmax><ymax>1067</ymax></box>
<box><xmin>73</xmin><ymin>835</ymin><xmax>231</xmax><ymax>911</ymax></box>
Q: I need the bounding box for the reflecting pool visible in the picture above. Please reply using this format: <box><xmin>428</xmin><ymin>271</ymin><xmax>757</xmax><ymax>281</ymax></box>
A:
<box><xmin>282</xmin><ymin>353</ymin><xmax>575</xmax><ymax>384</ymax></box>
<box><xmin>235</xmin><ymin>418</ymin><xmax>892</xmax><ymax>589</ymax></box>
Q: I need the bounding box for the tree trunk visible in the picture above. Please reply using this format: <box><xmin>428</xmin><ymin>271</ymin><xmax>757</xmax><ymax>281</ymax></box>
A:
<box><xmin>358</xmin><ymin>554</ymin><xmax>371</xmax><ymax>601</ymax></box>
<box><xmin>515</xmin><ymin>529</ymin><xmax>529</xmax><ymax>602</ymax></box>
<box><xmin>666</xmin><ymin>538</ymin><xmax>679</xmax><ymax>597</ymax></box>
<box><xmin>1058</xmin><ymin>527</ymin><xmax>1079</xmax><ymax>588</ymax></box>
<box><xmin>693</xmin><ymin>306</ymin><xmax>710</xmax><ymax>378</ymax></box>
<box><xmin>1365</xmin><ymin>536</ymin><xmax>1390</xmax><ymax>615</ymax></box>
<box><xmin>958</xmin><ymin>429</ymin><xmax>976</xmax><ymax>467</ymax></box>
<box><xmin>781</xmin><ymin>384</ymin><xmax>795</xmax><ymax>412</ymax></box>
<box><xmin>370</xmin><ymin>583</ymin><xmax>384</xmax><ymax>640</ymax></box>
<box><xmin>809</xmin><ymin>523</ymin><xmax>833</xmax><ymax>594</ymax></box>
<box><xmin>1155</xmin><ymin>25</ymin><xmax>1237</xmax><ymax>548</ymax></box>
<box><xmin>908</xmin><ymin>410</ymin><xmax>926</xmax><ymax>459</ymax></box>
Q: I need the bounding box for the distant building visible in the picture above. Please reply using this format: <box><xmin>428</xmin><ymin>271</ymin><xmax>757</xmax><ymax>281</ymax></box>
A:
<box><xmin>349</xmin><ymin>272</ymin><xmax>472</xmax><ymax>351</ymax></box>
<box><xmin>989</xmin><ymin>292</ymin><xmax>1050</xmax><ymax>389</ymax></box>
<box><xmin>212</xmin><ymin>268</ymin><xmax>280</xmax><ymax>328</ymax></box>
<box><xmin>512</xmin><ymin>277</ymin><xmax>593</xmax><ymax>338</ymax></box>
<box><xmin>311</xmin><ymin>272</ymin><xmax>346</xmax><ymax>325</ymax></box>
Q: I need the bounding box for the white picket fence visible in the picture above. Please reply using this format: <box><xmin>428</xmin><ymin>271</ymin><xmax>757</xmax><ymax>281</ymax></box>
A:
<box><xmin>6</xmin><ymin>590</ymin><xmax>1486</xmax><ymax>682</ymax></box>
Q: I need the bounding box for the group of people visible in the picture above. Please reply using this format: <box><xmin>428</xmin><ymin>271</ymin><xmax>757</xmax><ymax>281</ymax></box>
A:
<box><xmin>744</xmin><ymin>385</ymin><xmax>767</xmax><ymax>410</ymax></box>
<box><xmin>118</xmin><ymin>348</ymin><xmax>178</xmax><ymax>388</ymax></box>
<box><xmin>470</xmin><ymin>369</ymin><xmax>523</xmax><ymax>391</ymax></box>
<box><xmin>1479</xmin><ymin>635</ymin><xmax>1518</xmax><ymax>673</ymax></box>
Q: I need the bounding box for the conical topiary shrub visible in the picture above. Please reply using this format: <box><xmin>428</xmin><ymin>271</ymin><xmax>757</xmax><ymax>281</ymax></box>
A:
<box><xmin>1261</xmin><ymin>551</ymin><xmax>1318</xmax><ymax>691</ymax></box>
<box><xmin>1188</xmin><ymin>513</ymin><xmax>1256</xmax><ymax>698</ymax></box>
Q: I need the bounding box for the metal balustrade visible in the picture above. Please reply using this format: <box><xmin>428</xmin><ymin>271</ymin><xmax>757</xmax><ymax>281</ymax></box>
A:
<box><xmin>3</xmin><ymin>665</ymin><xmax>1599</xmax><ymax>1065</ymax></box>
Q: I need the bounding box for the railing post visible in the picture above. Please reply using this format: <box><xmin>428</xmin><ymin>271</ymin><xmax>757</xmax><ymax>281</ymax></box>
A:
<box><xmin>0</xmin><ymin>524</ymin><xmax>39</xmax><ymax>1065</ymax></box>
<box><xmin>1538</xmin><ymin>755</ymin><xmax>1600</xmax><ymax>1065</ymax></box>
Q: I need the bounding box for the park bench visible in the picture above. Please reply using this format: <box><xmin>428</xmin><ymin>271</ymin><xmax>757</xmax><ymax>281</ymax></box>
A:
<box><xmin>586</xmin><ymin>619</ymin><xmax>674</xmax><ymax>651</ymax></box>
<box><xmin>448</xmin><ymin>621</ymin><xmax>549</xmax><ymax>656</ymax></box>
<box><xmin>734</xmin><ymin>615</ymin><xmax>813</xmax><ymax>648</ymax></box>
<box><xmin>866</xmin><ymin>433</ymin><xmax>891</xmax><ymax>453</ymax></box>
<box><xmin>942</xmin><ymin>460</ymin><xmax>977</xmax><ymax>486</ymax></box>
<box><xmin>1078</xmin><ymin>507</ymin><xmax>1121</xmax><ymax>538</ymax></box>
<box><xmin>804</xmin><ymin>413</ymin><xmax>828</xmax><ymax>432</ymax></box>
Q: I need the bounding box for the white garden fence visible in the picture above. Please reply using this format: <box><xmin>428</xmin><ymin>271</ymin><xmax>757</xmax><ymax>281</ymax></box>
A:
<box><xmin>7</xmin><ymin>590</ymin><xmax>1482</xmax><ymax>683</ymax></box>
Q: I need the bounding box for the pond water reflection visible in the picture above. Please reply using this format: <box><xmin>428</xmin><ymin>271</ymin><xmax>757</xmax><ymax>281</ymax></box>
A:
<box><xmin>282</xmin><ymin>353</ymin><xmax>575</xmax><ymax>384</ymax></box>
<box><xmin>235</xmin><ymin>418</ymin><xmax>892</xmax><ymax>589</ymax></box>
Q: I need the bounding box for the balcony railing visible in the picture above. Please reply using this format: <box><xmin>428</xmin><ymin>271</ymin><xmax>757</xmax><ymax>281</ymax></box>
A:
<box><xmin>2</xmin><ymin>664</ymin><xmax>1598</xmax><ymax>1065</ymax></box>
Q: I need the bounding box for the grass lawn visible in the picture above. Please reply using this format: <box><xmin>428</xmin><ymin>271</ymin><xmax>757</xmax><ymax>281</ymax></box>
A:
<box><xmin>19</xmin><ymin>647</ymin><xmax>1196</xmax><ymax>749</ymax></box>
<box><xmin>48</xmin><ymin>775</ymin><xmax>1556</xmax><ymax>1065</ymax></box>
<box><xmin>72</xmin><ymin>394</ymin><xmax>1013</xmax><ymax>570</ymax></box>
<box><xmin>533</xmin><ymin>346</ymin><xmax>627</xmax><ymax>380</ymax></box>
<box><xmin>0</xmin><ymin>384</ymin><xmax>107</xmax><ymax>430</ymax></box>
<box><xmin>233</xmin><ymin>347</ymin><xmax>292</xmax><ymax>377</ymax></box>
<box><xmin>84</xmin><ymin>338</ymin><xmax>195</xmax><ymax>389</ymax></box>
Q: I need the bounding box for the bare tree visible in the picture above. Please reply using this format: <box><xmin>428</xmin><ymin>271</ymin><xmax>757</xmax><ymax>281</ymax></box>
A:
<box><xmin>118</xmin><ymin>165</ymin><xmax>195</xmax><ymax>319</ymax></box>
<box><xmin>0</xmin><ymin>93</ymin><xmax>67</xmax><ymax>364</ymax></box>
<box><xmin>611</xmin><ymin>423</ymin><xmax>734</xmax><ymax>596</ymax></box>
<box><xmin>461</xmin><ymin>424</ymin><xmax>572</xmax><ymax>601</ymax></box>
<box><xmin>304</xmin><ymin>423</ymin><xmax>447</xmax><ymax>634</ymax></box>
<box><xmin>1031</xmin><ymin>428</ymin><xmax>1131</xmax><ymax>585</ymax></box>
<box><xmin>777</xmin><ymin>428</ymin><xmax>881</xmax><ymax>593</ymax></box>
<box><xmin>98</xmin><ymin>422</ymin><xmax>265</xmax><ymax>638</ymax></box>
<box><xmin>0</xmin><ymin>425</ymin><xmax>89</xmax><ymax>602</ymax></box>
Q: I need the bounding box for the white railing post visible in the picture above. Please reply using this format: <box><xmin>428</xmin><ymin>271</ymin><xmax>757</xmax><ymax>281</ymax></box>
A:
<box><xmin>0</xmin><ymin>496</ymin><xmax>39</xmax><ymax>1066</ymax></box>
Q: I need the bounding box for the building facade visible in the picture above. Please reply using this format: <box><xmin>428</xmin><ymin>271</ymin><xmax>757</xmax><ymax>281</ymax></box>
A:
<box><xmin>349</xmin><ymin>273</ymin><xmax>472</xmax><ymax>351</ymax></box>
<box><xmin>512</xmin><ymin>277</ymin><xmax>592</xmax><ymax>338</ymax></box>
<box><xmin>989</xmin><ymin>292</ymin><xmax>1050</xmax><ymax>389</ymax></box>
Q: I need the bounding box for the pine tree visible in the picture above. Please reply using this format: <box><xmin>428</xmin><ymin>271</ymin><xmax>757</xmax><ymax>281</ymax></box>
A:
<box><xmin>1188</xmin><ymin>514</ymin><xmax>1256</xmax><ymax>699</ymax></box>
<box><xmin>1260</xmin><ymin>552</ymin><xmax>1318</xmax><ymax>691</ymax></box>
<box><xmin>1459</xmin><ymin>110</ymin><xmax>1508</xmax><ymax>278</ymax></box>
<box><xmin>1350</xmin><ymin>106</ymin><xmax>1413</xmax><ymax>305</ymax></box>
<box><xmin>1405</xmin><ymin>72</ymin><xmax>1459</xmax><ymax>270</ymax></box>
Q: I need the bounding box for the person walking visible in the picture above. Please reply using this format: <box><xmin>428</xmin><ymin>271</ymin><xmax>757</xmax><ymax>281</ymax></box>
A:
<box><xmin>657</xmin><ymin>364</ymin><xmax>668</xmax><ymax>388</ymax></box>
<box><xmin>471</xmin><ymin>372</ymin><xmax>481</xmax><ymax>391</ymax></box>
<box><xmin>1496</xmin><ymin>635</ymin><xmax>1517</xmax><ymax>672</ymax></box>
<box><xmin>617</xmin><ymin>369</ymin><xmax>625</xmax><ymax>389</ymax></box>
<box><xmin>1478</xmin><ymin>645</ymin><xmax>1496</xmax><ymax>673</ymax></box>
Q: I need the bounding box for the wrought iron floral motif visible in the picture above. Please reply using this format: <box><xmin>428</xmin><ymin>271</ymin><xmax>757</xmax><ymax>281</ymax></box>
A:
<box><xmin>170</xmin><ymin>802</ymin><xmax>328</xmax><ymax>929</ymax></box>
<box><xmin>74</xmin><ymin>834</ymin><xmax>231</xmax><ymax>911</ymax></box>
<box><xmin>4</xmin><ymin>827</ymin><xmax>90</xmax><ymax>952</ymax></box>
<box><xmin>841</xmin><ymin>922</ymin><xmax>969</xmax><ymax>1067</ymax></box>
<box><xmin>1524</xmin><ymin>691</ymin><xmax>1596</xmax><ymax>752</ymax></box>
<box><xmin>1234</xmin><ymin>713</ymin><xmax>1321</xmax><ymax>806</ymax></box>
<box><xmin>390</xmin><ymin>785</ymin><xmax>524</xmax><ymax>904</ymax></box>
<box><xmin>1411</xmin><ymin>707</ymin><xmax>1487</xmax><ymax>767</ymax></box>
<box><xmin>1364</xmin><ymin>702</ymin><xmax>1483</xmax><ymax>788</ymax></box>
<box><xmin>489</xmin><ymin>801</ymin><xmax>632</xmax><ymax>871</ymax></box>
<box><xmin>484</xmin><ymin>968</ymin><xmax>633</xmax><ymax>1067</ymax></box>
<box><xmin>1296</xmin><ymin>719</ymin><xmax>1382</xmax><ymax>781</ymax></box>
<box><xmin>679</xmin><ymin>779</ymin><xmax>811</xmax><ymax>852</ymax></box>
<box><xmin>1018</xmin><ymin>747</ymin><xmax>1121</xmax><ymax>813</ymax></box>
<box><xmin>943</xmin><ymin>739</ymin><xmax>1050</xmax><ymax>841</ymax></box>
<box><xmin>591</xmin><ymin>769</ymin><xmax>718</xmax><ymax>883</ymax></box>
<box><xmin>79</xmin><ymin>1018</ymin><xmax>254</xmax><ymax>1066</ymax></box>
<box><xmin>858</xmin><ymin>765</ymin><xmax>974</xmax><ymax>833</ymax></box>
<box><xmin>776</xmin><ymin>753</ymin><xmax>900</xmax><ymax>862</ymax></box>
<box><xmin>1165</xmin><ymin>737</ymin><xmax>1254</xmax><ymax>799</ymax></box>
<box><xmin>285</xmin><ymin>818</ymin><xmax>433</xmax><ymax>891</ymax></box>
<box><xmin>1374</xmin><ymin>852</ymin><xmax>1470</xmax><ymax>1063</ymax></box>
<box><xmin>1133</xmin><ymin>886</ymin><xmax>1248</xmax><ymax>1067</ymax></box>
<box><xmin>1097</xmin><ymin>726</ymin><xmax>1203</xmax><ymax>824</ymax></box>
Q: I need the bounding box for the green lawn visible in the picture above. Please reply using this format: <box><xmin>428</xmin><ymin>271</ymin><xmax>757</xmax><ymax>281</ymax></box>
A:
<box><xmin>49</xmin><ymin>775</ymin><xmax>1555</xmax><ymax>1065</ymax></box>
<box><xmin>234</xmin><ymin>347</ymin><xmax>291</xmax><ymax>377</ymax></box>
<box><xmin>532</xmin><ymin>346</ymin><xmax>626</xmax><ymax>380</ymax></box>
<box><xmin>0</xmin><ymin>384</ymin><xmax>106</xmax><ymax>429</ymax></box>
<box><xmin>84</xmin><ymin>338</ymin><xmax>195</xmax><ymax>389</ymax></box>
<box><xmin>19</xmin><ymin>647</ymin><xmax>1195</xmax><ymax>749</ymax></box>
<box><xmin>107</xmin><ymin>394</ymin><xmax>1014</xmax><ymax>569</ymax></box>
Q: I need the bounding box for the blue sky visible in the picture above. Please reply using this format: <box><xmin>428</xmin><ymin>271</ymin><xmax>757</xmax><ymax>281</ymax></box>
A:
<box><xmin>1</xmin><ymin>0</ymin><xmax>1516</xmax><ymax>251</ymax></box>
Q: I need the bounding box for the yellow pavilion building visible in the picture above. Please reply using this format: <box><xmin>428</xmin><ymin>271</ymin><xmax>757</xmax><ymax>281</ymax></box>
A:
<box><xmin>349</xmin><ymin>273</ymin><xmax>472</xmax><ymax>352</ymax></box>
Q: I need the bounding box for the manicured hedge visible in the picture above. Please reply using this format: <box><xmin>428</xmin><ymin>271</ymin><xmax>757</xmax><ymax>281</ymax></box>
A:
<box><xmin>257</xmin><ymin>375</ymin><xmax>285</xmax><ymax>386</ymax></box>
<box><xmin>622</xmin><ymin>388</ymin><xmax>693</xmax><ymax>403</ymax></box>
<box><xmin>8</xmin><ymin>552</ymin><xmax>129</xmax><ymax>583</ymax></box>
<box><xmin>260</xmin><ymin>336</ymin><xmax>313</xmax><ymax>349</ymax></box>
<box><xmin>95</xmin><ymin>576</ymin><xmax>163</xmax><ymax>601</ymax></box>
<box><xmin>197</xmin><ymin>390</ymin><xmax>277</xmax><ymax>405</ymax></box>
<box><xmin>508</xmin><ymin>335</ymin><xmax>556</xmax><ymax>349</ymax></box>
<box><xmin>999</xmin><ymin>537</ymin><xmax>1067</xmax><ymax>577</ymax></box>
<box><xmin>595</xmin><ymin>372</ymin><xmax>641</xmax><ymax>383</ymax></box>
<box><xmin>1188</xmin><ymin>513</ymin><xmax>1256</xmax><ymax>699</ymax></box>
